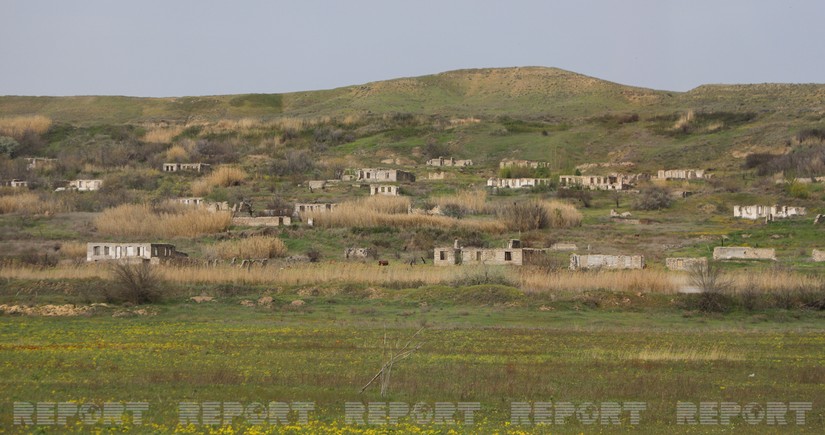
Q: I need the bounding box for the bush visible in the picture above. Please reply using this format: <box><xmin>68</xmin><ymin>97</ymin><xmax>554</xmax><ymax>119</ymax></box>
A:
<box><xmin>684</xmin><ymin>262</ymin><xmax>735</xmax><ymax>313</ymax></box>
<box><xmin>108</xmin><ymin>262</ymin><xmax>163</xmax><ymax>304</ymax></box>
<box><xmin>632</xmin><ymin>186</ymin><xmax>672</xmax><ymax>210</ymax></box>
<box><xmin>497</xmin><ymin>200</ymin><xmax>582</xmax><ymax>231</ymax></box>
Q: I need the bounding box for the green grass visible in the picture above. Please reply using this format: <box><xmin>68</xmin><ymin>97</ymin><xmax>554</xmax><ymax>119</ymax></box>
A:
<box><xmin>1</xmin><ymin>296</ymin><xmax>824</xmax><ymax>433</ymax></box>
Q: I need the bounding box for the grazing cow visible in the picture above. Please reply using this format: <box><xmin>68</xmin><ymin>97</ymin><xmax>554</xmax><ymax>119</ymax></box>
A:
<box><xmin>378</xmin><ymin>260</ymin><xmax>389</xmax><ymax>266</ymax></box>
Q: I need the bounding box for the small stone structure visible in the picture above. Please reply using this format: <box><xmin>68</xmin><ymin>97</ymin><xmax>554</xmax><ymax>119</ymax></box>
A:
<box><xmin>351</xmin><ymin>168</ymin><xmax>415</xmax><ymax>183</ymax></box>
<box><xmin>308</xmin><ymin>180</ymin><xmax>327</xmax><ymax>190</ymax></box>
<box><xmin>162</xmin><ymin>162</ymin><xmax>210</xmax><ymax>173</ymax></box>
<box><xmin>62</xmin><ymin>179</ymin><xmax>102</xmax><ymax>191</ymax></box>
<box><xmin>294</xmin><ymin>203</ymin><xmax>338</xmax><ymax>215</ymax></box>
<box><xmin>549</xmin><ymin>243</ymin><xmax>578</xmax><ymax>251</ymax></box>
<box><xmin>713</xmin><ymin>247</ymin><xmax>776</xmax><ymax>261</ymax></box>
<box><xmin>815</xmin><ymin>215</ymin><xmax>825</xmax><ymax>225</ymax></box>
<box><xmin>569</xmin><ymin>254</ymin><xmax>645</xmax><ymax>270</ymax></box>
<box><xmin>86</xmin><ymin>242</ymin><xmax>184</xmax><ymax>264</ymax></box>
<box><xmin>231</xmin><ymin>216</ymin><xmax>291</xmax><ymax>227</ymax></box>
<box><xmin>559</xmin><ymin>174</ymin><xmax>627</xmax><ymax>191</ymax></box>
<box><xmin>370</xmin><ymin>184</ymin><xmax>399</xmax><ymax>196</ymax></box>
<box><xmin>811</xmin><ymin>249</ymin><xmax>825</xmax><ymax>262</ymax></box>
<box><xmin>666</xmin><ymin>257</ymin><xmax>708</xmax><ymax>271</ymax></box>
<box><xmin>434</xmin><ymin>239</ymin><xmax>547</xmax><ymax>266</ymax></box>
<box><xmin>25</xmin><ymin>157</ymin><xmax>57</xmax><ymax>171</ymax></box>
<box><xmin>426</xmin><ymin>157</ymin><xmax>473</xmax><ymax>167</ymax></box>
<box><xmin>733</xmin><ymin>205</ymin><xmax>806</xmax><ymax>221</ymax></box>
<box><xmin>7</xmin><ymin>179</ymin><xmax>28</xmax><ymax>188</ymax></box>
<box><xmin>657</xmin><ymin>169</ymin><xmax>708</xmax><ymax>180</ymax></box>
<box><xmin>344</xmin><ymin>247</ymin><xmax>376</xmax><ymax>259</ymax></box>
<box><xmin>499</xmin><ymin>159</ymin><xmax>549</xmax><ymax>169</ymax></box>
<box><xmin>486</xmin><ymin>177</ymin><xmax>552</xmax><ymax>189</ymax></box>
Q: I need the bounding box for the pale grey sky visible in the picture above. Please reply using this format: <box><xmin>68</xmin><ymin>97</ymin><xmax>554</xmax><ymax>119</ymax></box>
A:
<box><xmin>1</xmin><ymin>0</ymin><xmax>823</xmax><ymax>96</ymax></box>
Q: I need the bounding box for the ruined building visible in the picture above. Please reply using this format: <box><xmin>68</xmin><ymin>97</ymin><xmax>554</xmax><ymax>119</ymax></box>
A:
<box><xmin>713</xmin><ymin>247</ymin><xmax>776</xmax><ymax>261</ymax></box>
<box><xmin>486</xmin><ymin>178</ymin><xmax>552</xmax><ymax>189</ymax></box>
<box><xmin>434</xmin><ymin>239</ymin><xmax>548</xmax><ymax>266</ymax></box>
<box><xmin>162</xmin><ymin>163</ymin><xmax>211</xmax><ymax>173</ymax></box>
<box><xmin>86</xmin><ymin>243</ymin><xmax>185</xmax><ymax>264</ymax></box>
<box><xmin>348</xmin><ymin>168</ymin><xmax>416</xmax><ymax>183</ymax></box>
<box><xmin>370</xmin><ymin>185</ymin><xmax>399</xmax><ymax>196</ymax></box>
<box><xmin>733</xmin><ymin>205</ymin><xmax>806</xmax><ymax>221</ymax></box>
<box><xmin>426</xmin><ymin>157</ymin><xmax>473</xmax><ymax>167</ymax></box>
<box><xmin>657</xmin><ymin>169</ymin><xmax>708</xmax><ymax>180</ymax></box>
<box><xmin>559</xmin><ymin>174</ymin><xmax>628</xmax><ymax>191</ymax></box>
<box><xmin>499</xmin><ymin>159</ymin><xmax>550</xmax><ymax>169</ymax></box>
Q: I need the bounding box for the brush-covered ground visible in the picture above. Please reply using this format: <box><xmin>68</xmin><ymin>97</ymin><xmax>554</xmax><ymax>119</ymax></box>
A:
<box><xmin>1</xmin><ymin>283</ymin><xmax>825</xmax><ymax>434</ymax></box>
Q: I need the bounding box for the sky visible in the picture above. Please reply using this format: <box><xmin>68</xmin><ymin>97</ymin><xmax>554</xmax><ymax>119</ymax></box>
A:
<box><xmin>1</xmin><ymin>0</ymin><xmax>824</xmax><ymax>97</ymax></box>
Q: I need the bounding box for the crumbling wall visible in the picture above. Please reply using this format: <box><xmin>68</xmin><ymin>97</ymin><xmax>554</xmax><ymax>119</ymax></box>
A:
<box><xmin>486</xmin><ymin>177</ymin><xmax>551</xmax><ymax>189</ymax></box>
<box><xmin>434</xmin><ymin>248</ymin><xmax>460</xmax><ymax>266</ymax></box>
<box><xmin>231</xmin><ymin>216</ymin><xmax>291</xmax><ymax>227</ymax></box>
<box><xmin>460</xmin><ymin>248</ymin><xmax>524</xmax><ymax>266</ymax></box>
<box><xmin>550</xmin><ymin>243</ymin><xmax>578</xmax><ymax>251</ymax></box>
<box><xmin>713</xmin><ymin>247</ymin><xmax>776</xmax><ymax>260</ymax></box>
<box><xmin>569</xmin><ymin>254</ymin><xmax>644</xmax><ymax>270</ymax></box>
<box><xmin>665</xmin><ymin>257</ymin><xmax>708</xmax><ymax>271</ymax></box>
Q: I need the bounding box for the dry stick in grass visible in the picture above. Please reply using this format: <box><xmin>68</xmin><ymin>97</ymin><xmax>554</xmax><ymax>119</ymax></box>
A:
<box><xmin>360</xmin><ymin>327</ymin><xmax>425</xmax><ymax>397</ymax></box>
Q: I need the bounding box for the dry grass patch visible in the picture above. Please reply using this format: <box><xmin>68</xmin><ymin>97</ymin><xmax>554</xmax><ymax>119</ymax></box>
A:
<box><xmin>304</xmin><ymin>196</ymin><xmax>505</xmax><ymax>233</ymax></box>
<box><xmin>205</xmin><ymin>236</ymin><xmax>287</xmax><ymax>260</ymax></box>
<box><xmin>192</xmin><ymin>166</ymin><xmax>247</xmax><ymax>196</ymax></box>
<box><xmin>0</xmin><ymin>115</ymin><xmax>52</xmax><ymax>139</ymax></box>
<box><xmin>432</xmin><ymin>190</ymin><xmax>489</xmax><ymax>214</ymax></box>
<box><xmin>143</xmin><ymin>125</ymin><xmax>185</xmax><ymax>144</ymax></box>
<box><xmin>0</xmin><ymin>193</ymin><xmax>71</xmax><ymax>215</ymax></box>
<box><xmin>96</xmin><ymin>203</ymin><xmax>231</xmax><ymax>238</ymax></box>
<box><xmin>520</xmin><ymin>269</ymin><xmax>677</xmax><ymax>293</ymax></box>
<box><xmin>58</xmin><ymin>242</ymin><xmax>88</xmax><ymax>259</ymax></box>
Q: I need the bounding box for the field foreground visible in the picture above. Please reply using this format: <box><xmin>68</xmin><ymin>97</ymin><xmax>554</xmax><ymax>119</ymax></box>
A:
<box><xmin>1</xmin><ymin>292</ymin><xmax>824</xmax><ymax>434</ymax></box>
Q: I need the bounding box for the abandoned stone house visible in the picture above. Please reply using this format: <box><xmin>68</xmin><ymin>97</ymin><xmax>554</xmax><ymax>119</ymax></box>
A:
<box><xmin>665</xmin><ymin>257</ymin><xmax>708</xmax><ymax>271</ymax></box>
<box><xmin>294</xmin><ymin>203</ymin><xmax>338</xmax><ymax>216</ymax></box>
<box><xmin>231</xmin><ymin>216</ymin><xmax>291</xmax><ymax>227</ymax></box>
<box><xmin>569</xmin><ymin>254</ymin><xmax>645</xmax><ymax>270</ymax></box>
<box><xmin>352</xmin><ymin>168</ymin><xmax>416</xmax><ymax>183</ymax></box>
<box><xmin>86</xmin><ymin>242</ymin><xmax>184</xmax><ymax>264</ymax></box>
<box><xmin>657</xmin><ymin>169</ymin><xmax>708</xmax><ymax>180</ymax></box>
<box><xmin>162</xmin><ymin>163</ymin><xmax>211</xmax><ymax>173</ymax></box>
<box><xmin>370</xmin><ymin>184</ymin><xmax>399</xmax><ymax>196</ymax></box>
<box><xmin>426</xmin><ymin>157</ymin><xmax>473</xmax><ymax>167</ymax></box>
<box><xmin>713</xmin><ymin>247</ymin><xmax>776</xmax><ymax>261</ymax></box>
<box><xmin>344</xmin><ymin>247</ymin><xmax>376</xmax><ymax>259</ymax></box>
<box><xmin>733</xmin><ymin>205</ymin><xmax>806</xmax><ymax>220</ymax></box>
<box><xmin>57</xmin><ymin>179</ymin><xmax>102</xmax><ymax>191</ymax></box>
<box><xmin>486</xmin><ymin>177</ymin><xmax>552</xmax><ymax>189</ymax></box>
<box><xmin>176</xmin><ymin>197</ymin><xmax>205</xmax><ymax>206</ymax></box>
<box><xmin>434</xmin><ymin>239</ymin><xmax>548</xmax><ymax>266</ymax></box>
<box><xmin>25</xmin><ymin>157</ymin><xmax>57</xmax><ymax>171</ymax></box>
<box><xmin>6</xmin><ymin>179</ymin><xmax>28</xmax><ymax>188</ymax></box>
<box><xmin>499</xmin><ymin>159</ymin><xmax>550</xmax><ymax>169</ymax></box>
<box><xmin>559</xmin><ymin>175</ymin><xmax>627</xmax><ymax>191</ymax></box>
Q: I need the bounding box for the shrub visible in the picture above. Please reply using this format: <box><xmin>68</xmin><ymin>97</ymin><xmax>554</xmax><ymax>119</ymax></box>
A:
<box><xmin>0</xmin><ymin>136</ymin><xmax>20</xmax><ymax>156</ymax></box>
<box><xmin>685</xmin><ymin>262</ymin><xmax>735</xmax><ymax>313</ymax></box>
<box><xmin>633</xmin><ymin>186</ymin><xmax>672</xmax><ymax>210</ymax></box>
<box><xmin>497</xmin><ymin>199</ymin><xmax>582</xmax><ymax>231</ymax></box>
<box><xmin>108</xmin><ymin>262</ymin><xmax>163</xmax><ymax>304</ymax></box>
<box><xmin>0</xmin><ymin>115</ymin><xmax>52</xmax><ymax>139</ymax></box>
